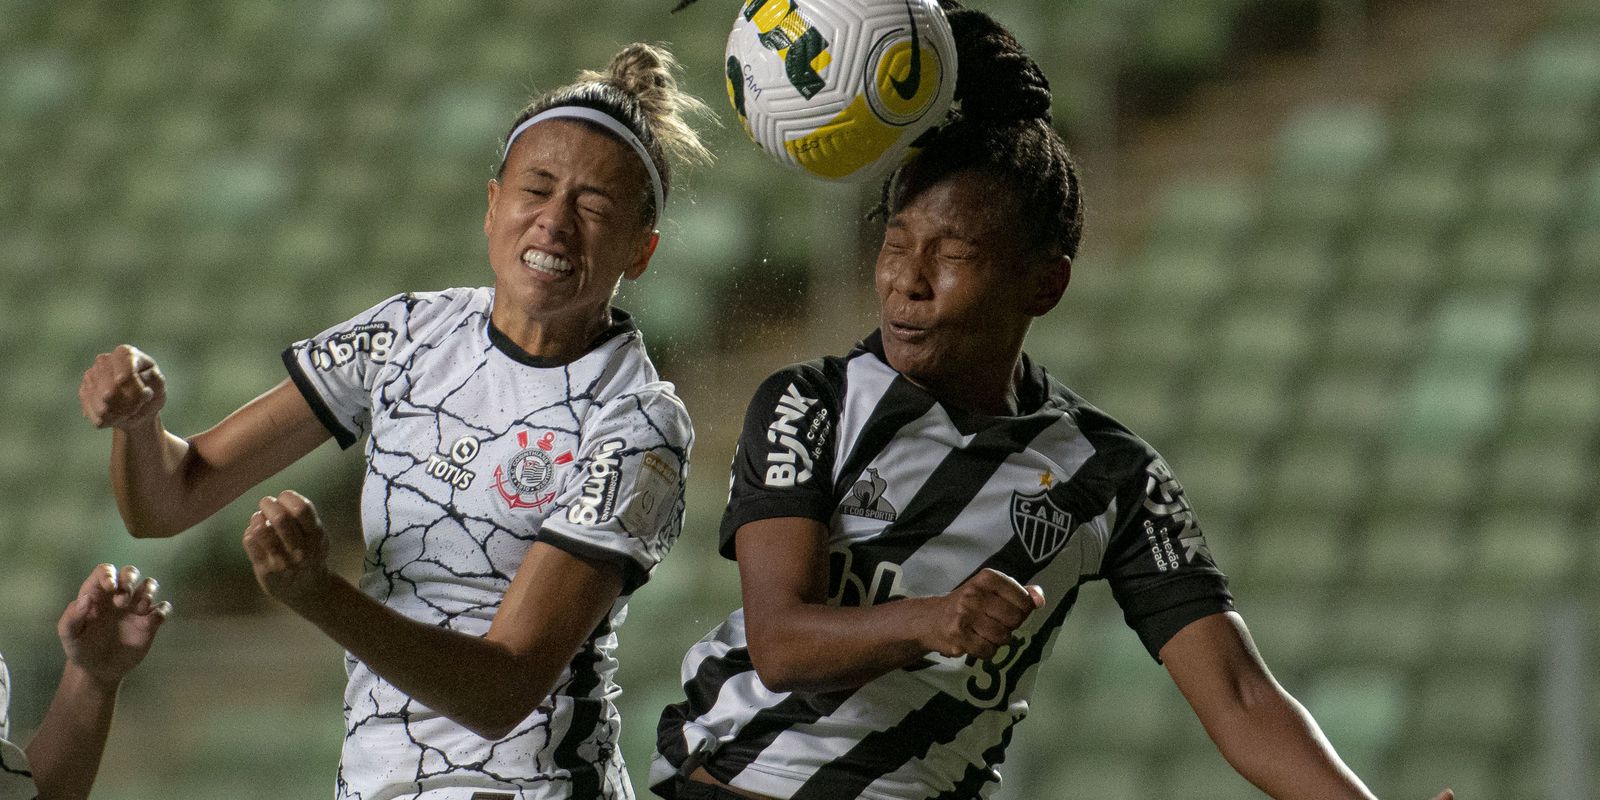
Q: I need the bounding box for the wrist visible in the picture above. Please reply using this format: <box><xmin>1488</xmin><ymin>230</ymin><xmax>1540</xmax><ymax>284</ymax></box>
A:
<box><xmin>281</xmin><ymin>570</ymin><xmax>342</xmax><ymax>617</ymax></box>
<box><xmin>901</xmin><ymin>595</ymin><xmax>946</xmax><ymax>655</ymax></box>
<box><xmin>115</xmin><ymin>411</ymin><xmax>164</xmax><ymax>437</ymax></box>
<box><xmin>61</xmin><ymin>659</ymin><xmax>123</xmax><ymax>698</ymax></box>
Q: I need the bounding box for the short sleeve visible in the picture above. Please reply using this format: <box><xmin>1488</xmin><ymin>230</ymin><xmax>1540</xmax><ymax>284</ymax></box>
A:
<box><xmin>536</xmin><ymin>387</ymin><xmax>693</xmax><ymax>595</ymax></box>
<box><xmin>717</xmin><ymin>363</ymin><xmax>840</xmax><ymax>560</ymax></box>
<box><xmin>0</xmin><ymin>659</ymin><xmax>34</xmax><ymax>800</ymax></box>
<box><xmin>1102</xmin><ymin>450</ymin><xmax>1233</xmax><ymax>661</ymax></box>
<box><xmin>0</xmin><ymin>739</ymin><xmax>33</xmax><ymax>800</ymax></box>
<box><xmin>282</xmin><ymin>293</ymin><xmax>412</xmax><ymax>449</ymax></box>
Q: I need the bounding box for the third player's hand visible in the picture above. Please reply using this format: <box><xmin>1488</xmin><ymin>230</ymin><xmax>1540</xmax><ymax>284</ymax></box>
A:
<box><xmin>242</xmin><ymin>490</ymin><xmax>333</xmax><ymax>610</ymax></box>
<box><xmin>79</xmin><ymin>344</ymin><xmax>167</xmax><ymax>429</ymax></box>
<box><xmin>923</xmin><ymin>568</ymin><xmax>1045</xmax><ymax>661</ymax></box>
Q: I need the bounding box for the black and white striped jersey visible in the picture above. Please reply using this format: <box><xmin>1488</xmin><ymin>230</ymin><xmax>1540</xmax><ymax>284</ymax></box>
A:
<box><xmin>285</xmin><ymin>288</ymin><xmax>692</xmax><ymax>800</ymax></box>
<box><xmin>653</xmin><ymin>332</ymin><xmax>1230</xmax><ymax>800</ymax></box>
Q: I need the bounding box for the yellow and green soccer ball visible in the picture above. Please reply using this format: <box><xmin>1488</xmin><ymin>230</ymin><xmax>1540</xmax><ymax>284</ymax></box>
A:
<box><xmin>725</xmin><ymin>0</ymin><xmax>958</xmax><ymax>182</ymax></box>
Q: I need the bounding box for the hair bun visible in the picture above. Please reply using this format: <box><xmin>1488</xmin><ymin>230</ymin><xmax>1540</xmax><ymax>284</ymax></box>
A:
<box><xmin>579</xmin><ymin>42</ymin><xmax>715</xmax><ymax>168</ymax></box>
<box><xmin>945</xmin><ymin>7</ymin><xmax>1052</xmax><ymax>123</ymax></box>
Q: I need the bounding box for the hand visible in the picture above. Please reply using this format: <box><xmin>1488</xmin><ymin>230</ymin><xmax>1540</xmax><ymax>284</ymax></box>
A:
<box><xmin>241</xmin><ymin>490</ymin><xmax>332</xmax><ymax>609</ymax></box>
<box><xmin>1431</xmin><ymin>791</ymin><xmax>1454</xmax><ymax>800</ymax></box>
<box><xmin>922</xmin><ymin>568</ymin><xmax>1045</xmax><ymax>660</ymax></box>
<box><xmin>58</xmin><ymin>564</ymin><xmax>171</xmax><ymax>687</ymax></box>
<box><xmin>79</xmin><ymin>345</ymin><xmax>167</xmax><ymax>429</ymax></box>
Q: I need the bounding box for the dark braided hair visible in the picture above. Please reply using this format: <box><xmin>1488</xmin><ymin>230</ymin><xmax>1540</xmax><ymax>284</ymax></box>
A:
<box><xmin>876</xmin><ymin>2</ymin><xmax>1085</xmax><ymax>261</ymax></box>
<box><xmin>500</xmin><ymin>44</ymin><xmax>712</xmax><ymax>224</ymax></box>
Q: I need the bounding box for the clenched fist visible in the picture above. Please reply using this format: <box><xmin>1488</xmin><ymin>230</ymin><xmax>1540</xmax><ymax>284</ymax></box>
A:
<box><xmin>241</xmin><ymin>490</ymin><xmax>333</xmax><ymax>609</ymax></box>
<box><xmin>79</xmin><ymin>345</ymin><xmax>166</xmax><ymax>429</ymax></box>
<box><xmin>921</xmin><ymin>568</ymin><xmax>1045</xmax><ymax>661</ymax></box>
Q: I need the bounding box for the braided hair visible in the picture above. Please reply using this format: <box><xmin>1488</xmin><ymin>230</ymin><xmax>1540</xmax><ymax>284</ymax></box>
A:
<box><xmin>877</xmin><ymin>3</ymin><xmax>1085</xmax><ymax>261</ymax></box>
<box><xmin>500</xmin><ymin>43</ymin><xmax>714</xmax><ymax>224</ymax></box>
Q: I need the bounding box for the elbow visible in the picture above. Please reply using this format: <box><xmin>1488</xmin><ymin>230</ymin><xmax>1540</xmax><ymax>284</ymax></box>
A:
<box><xmin>459</xmin><ymin>702</ymin><xmax>537</xmax><ymax>742</ymax></box>
<box><xmin>123</xmin><ymin>513</ymin><xmax>181</xmax><ymax>539</ymax></box>
<box><xmin>460</xmin><ymin>678</ymin><xmax>551</xmax><ymax>742</ymax></box>
<box><xmin>465</xmin><ymin>716</ymin><xmax>519</xmax><ymax>742</ymax></box>
<box><xmin>747</xmin><ymin>636</ymin><xmax>809</xmax><ymax>694</ymax></box>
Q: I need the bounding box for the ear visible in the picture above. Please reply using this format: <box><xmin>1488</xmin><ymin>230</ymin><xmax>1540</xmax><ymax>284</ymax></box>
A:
<box><xmin>1024</xmin><ymin>254</ymin><xmax>1071</xmax><ymax>317</ymax></box>
<box><xmin>483</xmin><ymin>179</ymin><xmax>500</xmax><ymax>236</ymax></box>
<box><xmin>624</xmin><ymin>230</ymin><xmax>661</xmax><ymax>281</ymax></box>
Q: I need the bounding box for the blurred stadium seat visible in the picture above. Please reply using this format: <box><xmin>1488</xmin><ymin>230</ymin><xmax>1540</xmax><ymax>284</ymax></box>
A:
<box><xmin>1</xmin><ymin>0</ymin><xmax>1594</xmax><ymax>797</ymax></box>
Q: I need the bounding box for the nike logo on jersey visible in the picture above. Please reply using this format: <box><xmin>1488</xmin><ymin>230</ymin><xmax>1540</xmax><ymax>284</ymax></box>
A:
<box><xmin>389</xmin><ymin>405</ymin><xmax>432</xmax><ymax>419</ymax></box>
<box><xmin>889</xmin><ymin>0</ymin><xmax>922</xmax><ymax>101</ymax></box>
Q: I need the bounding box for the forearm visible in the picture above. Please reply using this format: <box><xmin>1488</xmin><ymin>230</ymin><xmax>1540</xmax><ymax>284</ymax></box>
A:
<box><xmin>291</xmin><ymin>576</ymin><xmax>555</xmax><ymax>739</ymax></box>
<box><xmin>1203</xmin><ymin>682</ymin><xmax>1376</xmax><ymax>800</ymax></box>
<box><xmin>747</xmin><ymin>597</ymin><xmax>936</xmax><ymax>693</ymax></box>
<box><xmin>110</xmin><ymin>415</ymin><xmax>202</xmax><ymax>536</ymax></box>
<box><xmin>25</xmin><ymin>664</ymin><xmax>118</xmax><ymax>800</ymax></box>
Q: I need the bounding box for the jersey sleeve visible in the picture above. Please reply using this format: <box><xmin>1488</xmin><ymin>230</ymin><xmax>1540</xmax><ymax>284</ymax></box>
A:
<box><xmin>717</xmin><ymin>363</ymin><xmax>840</xmax><ymax>560</ymax></box>
<box><xmin>1101</xmin><ymin>447</ymin><xmax>1234</xmax><ymax>661</ymax></box>
<box><xmin>0</xmin><ymin>737</ymin><xmax>33</xmax><ymax>800</ymax></box>
<box><xmin>535</xmin><ymin>387</ymin><xmax>693</xmax><ymax>595</ymax></box>
<box><xmin>281</xmin><ymin>293</ymin><xmax>412</xmax><ymax>449</ymax></box>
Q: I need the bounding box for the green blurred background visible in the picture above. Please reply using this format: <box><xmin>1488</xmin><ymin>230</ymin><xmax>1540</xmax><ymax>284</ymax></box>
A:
<box><xmin>2</xmin><ymin>0</ymin><xmax>1596</xmax><ymax>796</ymax></box>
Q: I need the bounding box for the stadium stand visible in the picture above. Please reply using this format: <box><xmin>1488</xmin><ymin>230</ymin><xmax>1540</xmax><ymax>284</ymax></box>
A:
<box><xmin>0</xmin><ymin>0</ymin><xmax>1593</xmax><ymax>796</ymax></box>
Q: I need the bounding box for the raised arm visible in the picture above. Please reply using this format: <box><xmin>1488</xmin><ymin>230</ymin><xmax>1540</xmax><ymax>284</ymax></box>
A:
<box><xmin>80</xmin><ymin>345</ymin><xmax>330</xmax><ymax>537</ymax></box>
<box><xmin>735</xmin><ymin>516</ymin><xmax>1043</xmax><ymax>694</ymax></box>
<box><xmin>26</xmin><ymin>565</ymin><xmax>170</xmax><ymax>800</ymax></box>
<box><xmin>1162</xmin><ymin>612</ymin><xmax>1452</xmax><ymax>800</ymax></box>
<box><xmin>242</xmin><ymin>491</ymin><xmax>623</xmax><ymax>741</ymax></box>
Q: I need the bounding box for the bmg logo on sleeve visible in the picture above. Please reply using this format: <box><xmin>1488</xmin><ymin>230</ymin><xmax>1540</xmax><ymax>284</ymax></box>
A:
<box><xmin>568</xmin><ymin>439</ymin><xmax>625</xmax><ymax>526</ymax></box>
<box><xmin>309</xmin><ymin>322</ymin><xmax>396</xmax><ymax>371</ymax></box>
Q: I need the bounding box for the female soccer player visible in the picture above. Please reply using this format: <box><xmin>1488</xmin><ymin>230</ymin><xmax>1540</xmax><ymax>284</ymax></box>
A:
<box><xmin>79</xmin><ymin>44</ymin><xmax>709</xmax><ymax>799</ymax></box>
<box><xmin>652</xmin><ymin>8</ymin><xmax>1450</xmax><ymax>800</ymax></box>
<box><xmin>2</xmin><ymin>564</ymin><xmax>169</xmax><ymax>800</ymax></box>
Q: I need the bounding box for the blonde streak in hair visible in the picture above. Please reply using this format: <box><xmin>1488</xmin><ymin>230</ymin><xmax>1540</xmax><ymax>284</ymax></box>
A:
<box><xmin>610</xmin><ymin>43</ymin><xmax>715</xmax><ymax>168</ymax></box>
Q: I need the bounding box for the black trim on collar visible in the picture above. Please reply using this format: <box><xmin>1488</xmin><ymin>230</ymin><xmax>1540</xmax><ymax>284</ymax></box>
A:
<box><xmin>487</xmin><ymin>308</ymin><xmax>638</xmax><ymax>367</ymax></box>
<box><xmin>855</xmin><ymin>328</ymin><xmax>1052</xmax><ymax>420</ymax></box>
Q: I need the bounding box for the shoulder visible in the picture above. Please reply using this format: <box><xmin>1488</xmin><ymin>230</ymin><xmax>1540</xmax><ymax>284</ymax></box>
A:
<box><xmin>1044</xmin><ymin>374</ymin><xmax>1160</xmax><ymax>479</ymax></box>
<box><xmin>587</xmin><ymin>380</ymin><xmax>693</xmax><ymax>449</ymax></box>
<box><xmin>750</xmin><ymin>357</ymin><xmax>847</xmax><ymax>407</ymax></box>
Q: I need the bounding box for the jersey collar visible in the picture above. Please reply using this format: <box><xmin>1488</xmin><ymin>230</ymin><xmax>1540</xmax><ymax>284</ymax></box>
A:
<box><xmin>857</xmin><ymin>329</ymin><xmax>1052</xmax><ymax>419</ymax></box>
<box><xmin>487</xmin><ymin>308</ymin><xmax>638</xmax><ymax>368</ymax></box>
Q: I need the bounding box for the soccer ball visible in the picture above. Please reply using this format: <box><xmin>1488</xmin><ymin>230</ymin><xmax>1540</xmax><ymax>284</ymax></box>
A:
<box><xmin>725</xmin><ymin>0</ymin><xmax>958</xmax><ymax>182</ymax></box>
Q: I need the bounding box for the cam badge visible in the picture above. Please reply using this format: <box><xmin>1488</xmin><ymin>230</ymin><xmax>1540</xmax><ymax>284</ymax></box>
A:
<box><xmin>1010</xmin><ymin>489</ymin><xmax>1074</xmax><ymax>564</ymax></box>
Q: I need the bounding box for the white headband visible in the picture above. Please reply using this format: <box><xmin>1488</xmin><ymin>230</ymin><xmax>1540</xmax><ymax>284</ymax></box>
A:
<box><xmin>499</xmin><ymin>106</ymin><xmax>665</xmax><ymax>224</ymax></box>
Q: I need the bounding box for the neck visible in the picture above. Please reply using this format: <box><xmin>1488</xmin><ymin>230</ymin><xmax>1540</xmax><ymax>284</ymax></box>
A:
<box><xmin>489</xmin><ymin>296</ymin><xmax>612</xmax><ymax>363</ymax></box>
<box><xmin>914</xmin><ymin>354</ymin><xmax>1026</xmax><ymax>416</ymax></box>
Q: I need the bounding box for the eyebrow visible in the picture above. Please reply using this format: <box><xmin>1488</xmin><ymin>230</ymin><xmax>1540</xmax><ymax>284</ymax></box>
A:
<box><xmin>518</xmin><ymin>167</ymin><xmax>617</xmax><ymax>203</ymax></box>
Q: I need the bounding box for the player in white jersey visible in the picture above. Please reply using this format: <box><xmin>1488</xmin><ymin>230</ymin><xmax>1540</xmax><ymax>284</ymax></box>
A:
<box><xmin>2</xmin><ymin>564</ymin><xmax>171</xmax><ymax>800</ymax></box>
<box><xmin>654</xmin><ymin>6</ymin><xmax>1452</xmax><ymax>800</ymax></box>
<box><xmin>78</xmin><ymin>44</ymin><xmax>712</xmax><ymax>799</ymax></box>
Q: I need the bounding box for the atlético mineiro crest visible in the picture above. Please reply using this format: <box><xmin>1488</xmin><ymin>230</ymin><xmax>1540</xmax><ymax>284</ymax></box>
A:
<box><xmin>493</xmin><ymin>430</ymin><xmax>573</xmax><ymax>511</ymax></box>
<box><xmin>1010</xmin><ymin>490</ymin><xmax>1074</xmax><ymax>563</ymax></box>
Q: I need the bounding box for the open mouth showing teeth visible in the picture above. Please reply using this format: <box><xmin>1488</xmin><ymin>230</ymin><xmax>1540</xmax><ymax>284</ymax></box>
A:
<box><xmin>522</xmin><ymin>249</ymin><xmax>574</xmax><ymax>277</ymax></box>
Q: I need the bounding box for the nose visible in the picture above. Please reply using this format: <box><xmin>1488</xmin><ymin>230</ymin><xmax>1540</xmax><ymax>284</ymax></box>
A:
<box><xmin>534</xmin><ymin>196</ymin><xmax>578</xmax><ymax>241</ymax></box>
<box><xmin>882</xmin><ymin>251</ymin><xmax>932</xmax><ymax>301</ymax></box>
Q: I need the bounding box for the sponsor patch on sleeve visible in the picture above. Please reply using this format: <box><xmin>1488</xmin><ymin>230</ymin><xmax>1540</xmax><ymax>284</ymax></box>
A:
<box><xmin>1141</xmin><ymin>456</ymin><xmax>1212</xmax><ymax>570</ymax></box>
<box><xmin>621</xmin><ymin>450</ymin><xmax>679</xmax><ymax>538</ymax></box>
<box><xmin>308</xmin><ymin>322</ymin><xmax>396</xmax><ymax>371</ymax></box>
<box><xmin>763</xmin><ymin>381</ymin><xmax>830</xmax><ymax>488</ymax></box>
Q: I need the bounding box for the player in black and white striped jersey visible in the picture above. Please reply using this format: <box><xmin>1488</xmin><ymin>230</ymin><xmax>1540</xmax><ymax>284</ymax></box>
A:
<box><xmin>652</xmin><ymin>6</ymin><xmax>1452</xmax><ymax>800</ymax></box>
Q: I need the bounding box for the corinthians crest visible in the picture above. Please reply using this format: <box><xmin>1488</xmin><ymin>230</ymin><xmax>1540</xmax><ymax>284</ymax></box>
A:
<box><xmin>493</xmin><ymin>430</ymin><xmax>574</xmax><ymax>511</ymax></box>
<box><xmin>1010</xmin><ymin>489</ymin><xmax>1074</xmax><ymax>563</ymax></box>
